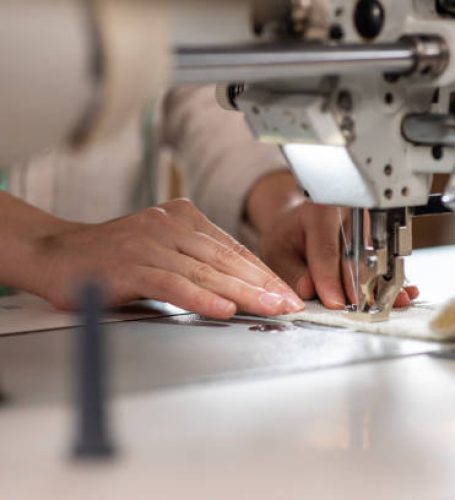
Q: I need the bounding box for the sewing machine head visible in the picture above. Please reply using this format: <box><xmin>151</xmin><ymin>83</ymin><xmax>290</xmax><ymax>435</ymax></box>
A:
<box><xmin>211</xmin><ymin>0</ymin><xmax>455</xmax><ymax>321</ymax></box>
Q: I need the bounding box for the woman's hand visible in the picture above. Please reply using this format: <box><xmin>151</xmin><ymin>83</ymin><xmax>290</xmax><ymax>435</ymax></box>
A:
<box><xmin>260</xmin><ymin>202</ymin><xmax>419</xmax><ymax>309</ymax></box>
<box><xmin>30</xmin><ymin>199</ymin><xmax>304</xmax><ymax>318</ymax></box>
<box><xmin>247</xmin><ymin>171</ymin><xmax>419</xmax><ymax>309</ymax></box>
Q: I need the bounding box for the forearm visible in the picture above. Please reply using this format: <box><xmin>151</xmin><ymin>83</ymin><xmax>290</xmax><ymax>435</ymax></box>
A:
<box><xmin>246</xmin><ymin>170</ymin><xmax>306</xmax><ymax>235</ymax></box>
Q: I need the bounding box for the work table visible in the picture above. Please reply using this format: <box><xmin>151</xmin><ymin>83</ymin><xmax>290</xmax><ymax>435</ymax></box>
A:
<box><xmin>1</xmin><ymin>246</ymin><xmax>455</xmax><ymax>500</ymax></box>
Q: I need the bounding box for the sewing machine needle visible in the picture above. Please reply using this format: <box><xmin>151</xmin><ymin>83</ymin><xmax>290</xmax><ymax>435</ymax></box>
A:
<box><xmin>351</xmin><ymin>208</ymin><xmax>364</xmax><ymax>307</ymax></box>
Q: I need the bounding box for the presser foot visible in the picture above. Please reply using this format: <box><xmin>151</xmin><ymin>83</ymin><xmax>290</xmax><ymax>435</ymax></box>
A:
<box><xmin>347</xmin><ymin>253</ymin><xmax>406</xmax><ymax>323</ymax></box>
<box><xmin>348</xmin><ymin>256</ymin><xmax>405</xmax><ymax>323</ymax></box>
<box><xmin>345</xmin><ymin>207</ymin><xmax>412</xmax><ymax>323</ymax></box>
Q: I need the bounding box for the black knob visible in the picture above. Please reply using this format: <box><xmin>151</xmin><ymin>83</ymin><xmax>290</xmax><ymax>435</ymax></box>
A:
<box><xmin>437</xmin><ymin>0</ymin><xmax>455</xmax><ymax>16</ymax></box>
<box><xmin>354</xmin><ymin>0</ymin><xmax>385</xmax><ymax>40</ymax></box>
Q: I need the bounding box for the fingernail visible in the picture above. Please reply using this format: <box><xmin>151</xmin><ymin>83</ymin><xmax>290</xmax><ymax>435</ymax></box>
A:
<box><xmin>327</xmin><ymin>297</ymin><xmax>346</xmax><ymax>310</ymax></box>
<box><xmin>214</xmin><ymin>298</ymin><xmax>236</xmax><ymax>314</ymax></box>
<box><xmin>406</xmin><ymin>285</ymin><xmax>419</xmax><ymax>300</ymax></box>
<box><xmin>259</xmin><ymin>292</ymin><xmax>285</xmax><ymax>310</ymax></box>
<box><xmin>285</xmin><ymin>295</ymin><xmax>305</xmax><ymax>313</ymax></box>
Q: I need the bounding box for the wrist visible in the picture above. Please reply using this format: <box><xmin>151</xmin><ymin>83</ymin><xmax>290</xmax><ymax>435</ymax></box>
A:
<box><xmin>26</xmin><ymin>219</ymin><xmax>88</xmax><ymax>297</ymax></box>
<box><xmin>2</xmin><ymin>217</ymin><xmax>83</xmax><ymax>297</ymax></box>
<box><xmin>246</xmin><ymin>170</ymin><xmax>306</xmax><ymax>235</ymax></box>
<box><xmin>0</xmin><ymin>191</ymin><xmax>88</xmax><ymax>298</ymax></box>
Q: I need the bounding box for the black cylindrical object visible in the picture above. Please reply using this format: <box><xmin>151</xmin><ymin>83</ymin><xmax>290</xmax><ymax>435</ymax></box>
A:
<box><xmin>72</xmin><ymin>282</ymin><xmax>115</xmax><ymax>460</ymax></box>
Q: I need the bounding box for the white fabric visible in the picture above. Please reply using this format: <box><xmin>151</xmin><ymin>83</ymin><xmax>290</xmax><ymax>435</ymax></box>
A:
<box><xmin>280</xmin><ymin>301</ymin><xmax>455</xmax><ymax>342</ymax></box>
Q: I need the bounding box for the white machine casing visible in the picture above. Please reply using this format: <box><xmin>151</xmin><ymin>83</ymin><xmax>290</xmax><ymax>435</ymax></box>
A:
<box><xmin>237</xmin><ymin>0</ymin><xmax>455</xmax><ymax>209</ymax></box>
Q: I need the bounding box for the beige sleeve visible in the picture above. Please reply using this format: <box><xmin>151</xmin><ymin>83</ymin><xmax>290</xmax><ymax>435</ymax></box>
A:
<box><xmin>8</xmin><ymin>117</ymin><xmax>144</xmax><ymax>223</ymax></box>
<box><xmin>161</xmin><ymin>85</ymin><xmax>288</xmax><ymax>239</ymax></box>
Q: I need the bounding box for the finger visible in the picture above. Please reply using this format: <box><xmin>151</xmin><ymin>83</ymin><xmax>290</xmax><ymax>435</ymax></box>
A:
<box><xmin>168</xmin><ymin>199</ymin><xmax>290</xmax><ymax>283</ymax></box>
<box><xmin>264</xmin><ymin>246</ymin><xmax>315</xmax><ymax>302</ymax></box>
<box><xmin>136</xmin><ymin>267</ymin><xmax>237</xmax><ymax>319</ymax></box>
<box><xmin>297</xmin><ymin>275</ymin><xmax>315</xmax><ymax>301</ymax></box>
<box><xmin>163</xmin><ymin>198</ymin><xmax>299</xmax><ymax>298</ymax></box>
<box><xmin>147</xmin><ymin>247</ymin><xmax>292</xmax><ymax>316</ymax></box>
<box><xmin>200</xmin><ymin>224</ymin><xmax>274</xmax><ymax>274</ymax></box>
<box><xmin>404</xmin><ymin>285</ymin><xmax>419</xmax><ymax>301</ymax></box>
<box><xmin>305</xmin><ymin>213</ymin><xmax>346</xmax><ymax>309</ymax></box>
<box><xmin>174</xmin><ymin>230</ymin><xmax>303</xmax><ymax>310</ymax></box>
<box><xmin>196</xmin><ymin>219</ymin><xmax>293</xmax><ymax>290</ymax></box>
<box><xmin>394</xmin><ymin>289</ymin><xmax>411</xmax><ymax>308</ymax></box>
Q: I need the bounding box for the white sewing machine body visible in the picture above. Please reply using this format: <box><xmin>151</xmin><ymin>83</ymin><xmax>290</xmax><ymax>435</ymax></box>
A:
<box><xmin>174</xmin><ymin>0</ymin><xmax>455</xmax><ymax>319</ymax></box>
<box><xmin>238</xmin><ymin>1</ymin><xmax>455</xmax><ymax>210</ymax></box>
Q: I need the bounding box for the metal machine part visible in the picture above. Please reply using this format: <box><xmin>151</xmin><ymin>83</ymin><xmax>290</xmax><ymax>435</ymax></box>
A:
<box><xmin>413</xmin><ymin>193</ymin><xmax>454</xmax><ymax>216</ymax></box>
<box><xmin>437</xmin><ymin>0</ymin><xmax>455</xmax><ymax>16</ymax></box>
<box><xmin>349</xmin><ymin>207</ymin><xmax>365</xmax><ymax>305</ymax></box>
<box><xmin>443</xmin><ymin>174</ymin><xmax>455</xmax><ymax>210</ymax></box>
<box><xmin>176</xmin><ymin>36</ymin><xmax>447</xmax><ymax>85</ymax></box>
<box><xmin>349</xmin><ymin>208</ymin><xmax>413</xmax><ymax>322</ymax></box>
<box><xmin>251</xmin><ymin>0</ymin><xmax>330</xmax><ymax>39</ymax></box>
<box><xmin>209</xmin><ymin>1</ymin><xmax>455</xmax><ymax>321</ymax></box>
<box><xmin>179</xmin><ymin>1</ymin><xmax>455</xmax><ymax>322</ymax></box>
<box><xmin>351</xmin><ymin>208</ymin><xmax>365</xmax><ymax>267</ymax></box>
<box><xmin>402</xmin><ymin>113</ymin><xmax>455</xmax><ymax>147</ymax></box>
<box><xmin>354</xmin><ymin>0</ymin><xmax>385</xmax><ymax>40</ymax></box>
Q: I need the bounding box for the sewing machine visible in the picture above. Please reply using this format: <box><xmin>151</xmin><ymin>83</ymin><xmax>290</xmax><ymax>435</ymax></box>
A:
<box><xmin>176</xmin><ymin>0</ymin><xmax>455</xmax><ymax>322</ymax></box>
